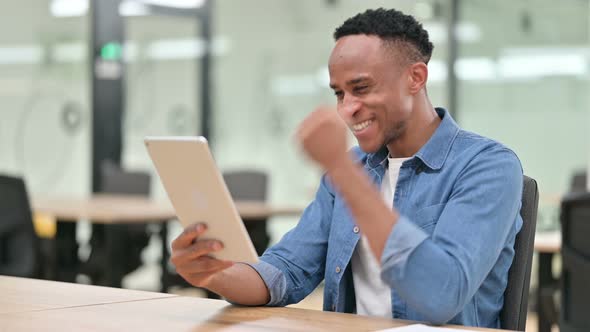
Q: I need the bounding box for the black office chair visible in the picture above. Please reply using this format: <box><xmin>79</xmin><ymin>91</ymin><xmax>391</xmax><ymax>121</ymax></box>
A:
<box><xmin>559</xmin><ymin>192</ymin><xmax>590</xmax><ymax>332</ymax></box>
<box><xmin>84</xmin><ymin>160</ymin><xmax>152</xmax><ymax>286</ymax></box>
<box><xmin>223</xmin><ymin>170</ymin><xmax>269</xmax><ymax>256</ymax></box>
<box><xmin>536</xmin><ymin>171</ymin><xmax>587</xmax><ymax>330</ymax></box>
<box><xmin>0</xmin><ymin>175</ymin><xmax>39</xmax><ymax>278</ymax></box>
<box><xmin>569</xmin><ymin>170</ymin><xmax>587</xmax><ymax>193</ymax></box>
<box><xmin>500</xmin><ymin>175</ymin><xmax>539</xmax><ymax>331</ymax></box>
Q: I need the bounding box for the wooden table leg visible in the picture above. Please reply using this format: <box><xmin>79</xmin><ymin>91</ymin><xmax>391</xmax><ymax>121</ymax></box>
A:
<box><xmin>159</xmin><ymin>222</ymin><xmax>169</xmax><ymax>293</ymax></box>
<box><xmin>55</xmin><ymin>221</ymin><xmax>79</xmax><ymax>282</ymax></box>
<box><xmin>104</xmin><ymin>224</ymin><xmax>124</xmax><ymax>288</ymax></box>
<box><xmin>537</xmin><ymin>252</ymin><xmax>556</xmax><ymax>332</ymax></box>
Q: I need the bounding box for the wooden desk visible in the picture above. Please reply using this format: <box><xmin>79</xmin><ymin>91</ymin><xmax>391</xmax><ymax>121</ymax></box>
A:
<box><xmin>534</xmin><ymin>231</ymin><xmax>561</xmax><ymax>254</ymax></box>
<box><xmin>538</xmin><ymin>193</ymin><xmax>563</xmax><ymax>206</ymax></box>
<box><xmin>533</xmin><ymin>231</ymin><xmax>561</xmax><ymax>332</ymax></box>
<box><xmin>0</xmin><ymin>278</ymin><xmax>509</xmax><ymax>332</ymax></box>
<box><xmin>31</xmin><ymin>194</ymin><xmax>304</xmax><ymax>289</ymax></box>
<box><xmin>0</xmin><ymin>276</ymin><xmax>174</xmax><ymax>314</ymax></box>
<box><xmin>32</xmin><ymin>194</ymin><xmax>304</xmax><ymax>222</ymax></box>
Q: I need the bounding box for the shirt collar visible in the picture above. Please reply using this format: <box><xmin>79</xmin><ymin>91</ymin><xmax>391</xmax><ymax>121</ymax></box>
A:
<box><xmin>365</xmin><ymin>108</ymin><xmax>460</xmax><ymax>171</ymax></box>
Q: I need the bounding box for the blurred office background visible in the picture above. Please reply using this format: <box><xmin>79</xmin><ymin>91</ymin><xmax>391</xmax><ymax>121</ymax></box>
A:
<box><xmin>0</xmin><ymin>1</ymin><xmax>588</xmax><ymax>331</ymax></box>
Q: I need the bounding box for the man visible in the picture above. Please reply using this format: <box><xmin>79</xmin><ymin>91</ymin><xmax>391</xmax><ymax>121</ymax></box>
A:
<box><xmin>171</xmin><ymin>8</ymin><xmax>523</xmax><ymax>329</ymax></box>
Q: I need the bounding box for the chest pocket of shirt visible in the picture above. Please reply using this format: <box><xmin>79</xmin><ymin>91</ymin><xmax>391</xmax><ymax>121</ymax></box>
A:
<box><xmin>412</xmin><ymin>203</ymin><xmax>446</xmax><ymax>233</ymax></box>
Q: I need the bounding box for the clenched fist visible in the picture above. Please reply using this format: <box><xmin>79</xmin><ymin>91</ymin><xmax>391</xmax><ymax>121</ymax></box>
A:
<box><xmin>296</xmin><ymin>106</ymin><xmax>351</xmax><ymax>172</ymax></box>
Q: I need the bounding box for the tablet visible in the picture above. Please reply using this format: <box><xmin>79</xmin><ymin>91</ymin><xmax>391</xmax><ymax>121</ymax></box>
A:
<box><xmin>144</xmin><ymin>136</ymin><xmax>258</xmax><ymax>263</ymax></box>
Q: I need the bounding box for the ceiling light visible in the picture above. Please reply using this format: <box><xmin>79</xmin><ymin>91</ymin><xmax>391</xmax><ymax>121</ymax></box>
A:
<box><xmin>135</xmin><ymin>0</ymin><xmax>205</xmax><ymax>8</ymax></box>
<box><xmin>50</xmin><ymin>0</ymin><xmax>88</xmax><ymax>17</ymax></box>
<box><xmin>0</xmin><ymin>45</ymin><xmax>44</xmax><ymax>65</ymax></box>
<box><xmin>119</xmin><ymin>1</ymin><xmax>151</xmax><ymax>16</ymax></box>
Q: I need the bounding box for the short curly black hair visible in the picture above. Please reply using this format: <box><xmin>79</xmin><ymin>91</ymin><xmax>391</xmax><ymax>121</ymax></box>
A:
<box><xmin>334</xmin><ymin>8</ymin><xmax>434</xmax><ymax>64</ymax></box>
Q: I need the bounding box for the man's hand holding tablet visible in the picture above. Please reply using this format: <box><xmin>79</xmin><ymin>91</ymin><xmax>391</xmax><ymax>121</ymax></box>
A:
<box><xmin>170</xmin><ymin>222</ymin><xmax>234</xmax><ymax>288</ymax></box>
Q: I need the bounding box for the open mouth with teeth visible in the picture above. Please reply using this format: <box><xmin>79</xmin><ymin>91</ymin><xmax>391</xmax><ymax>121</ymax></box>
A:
<box><xmin>351</xmin><ymin>119</ymin><xmax>374</xmax><ymax>132</ymax></box>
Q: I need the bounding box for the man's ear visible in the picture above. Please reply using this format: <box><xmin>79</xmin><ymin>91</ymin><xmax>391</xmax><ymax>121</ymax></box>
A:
<box><xmin>407</xmin><ymin>62</ymin><xmax>428</xmax><ymax>95</ymax></box>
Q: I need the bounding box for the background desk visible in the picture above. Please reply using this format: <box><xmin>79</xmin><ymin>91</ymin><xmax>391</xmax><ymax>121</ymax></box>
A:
<box><xmin>533</xmin><ymin>231</ymin><xmax>561</xmax><ymax>332</ymax></box>
<box><xmin>31</xmin><ymin>194</ymin><xmax>304</xmax><ymax>289</ymax></box>
<box><xmin>0</xmin><ymin>277</ymin><xmax>512</xmax><ymax>332</ymax></box>
<box><xmin>33</xmin><ymin>194</ymin><xmax>304</xmax><ymax>222</ymax></box>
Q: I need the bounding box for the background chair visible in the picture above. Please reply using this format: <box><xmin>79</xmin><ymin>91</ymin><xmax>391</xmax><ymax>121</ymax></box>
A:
<box><xmin>500</xmin><ymin>175</ymin><xmax>539</xmax><ymax>331</ymax></box>
<box><xmin>569</xmin><ymin>170</ymin><xmax>586</xmax><ymax>193</ymax></box>
<box><xmin>84</xmin><ymin>160</ymin><xmax>152</xmax><ymax>286</ymax></box>
<box><xmin>0</xmin><ymin>174</ymin><xmax>39</xmax><ymax>278</ymax></box>
<box><xmin>559</xmin><ymin>192</ymin><xmax>590</xmax><ymax>332</ymax></box>
<box><xmin>222</xmin><ymin>170</ymin><xmax>269</xmax><ymax>255</ymax></box>
<box><xmin>536</xmin><ymin>171</ymin><xmax>587</xmax><ymax>332</ymax></box>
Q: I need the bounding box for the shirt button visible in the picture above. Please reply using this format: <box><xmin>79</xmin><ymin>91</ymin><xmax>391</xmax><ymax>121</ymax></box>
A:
<box><xmin>335</xmin><ymin>266</ymin><xmax>341</xmax><ymax>273</ymax></box>
<box><xmin>353</xmin><ymin>226</ymin><xmax>359</xmax><ymax>233</ymax></box>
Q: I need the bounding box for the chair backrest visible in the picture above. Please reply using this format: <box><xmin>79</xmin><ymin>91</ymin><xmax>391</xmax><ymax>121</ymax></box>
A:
<box><xmin>222</xmin><ymin>170</ymin><xmax>267</xmax><ymax>201</ymax></box>
<box><xmin>500</xmin><ymin>175</ymin><xmax>539</xmax><ymax>331</ymax></box>
<box><xmin>222</xmin><ymin>170</ymin><xmax>269</xmax><ymax>256</ymax></box>
<box><xmin>100</xmin><ymin>160</ymin><xmax>151</xmax><ymax>195</ymax></box>
<box><xmin>559</xmin><ymin>192</ymin><xmax>590</xmax><ymax>332</ymax></box>
<box><xmin>569</xmin><ymin>171</ymin><xmax>587</xmax><ymax>193</ymax></box>
<box><xmin>96</xmin><ymin>161</ymin><xmax>152</xmax><ymax>275</ymax></box>
<box><xmin>0</xmin><ymin>174</ymin><xmax>38</xmax><ymax>277</ymax></box>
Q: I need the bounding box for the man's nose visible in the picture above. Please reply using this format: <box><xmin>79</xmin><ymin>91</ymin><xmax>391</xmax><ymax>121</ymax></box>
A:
<box><xmin>339</xmin><ymin>95</ymin><xmax>361</xmax><ymax>119</ymax></box>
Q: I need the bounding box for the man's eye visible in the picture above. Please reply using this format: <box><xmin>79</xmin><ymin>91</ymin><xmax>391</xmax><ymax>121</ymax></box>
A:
<box><xmin>354</xmin><ymin>86</ymin><xmax>368</xmax><ymax>93</ymax></box>
<box><xmin>334</xmin><ymin>91</ymin><xmax>343</xmax><ymax>99</ymax></box>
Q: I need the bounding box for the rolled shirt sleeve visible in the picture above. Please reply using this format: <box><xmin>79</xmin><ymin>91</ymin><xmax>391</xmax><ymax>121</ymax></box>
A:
<box><xmin>380</xmin><ymin>215</ymin><xmax>429</xmax><ymax>280</ymax></box>
<box><xmin>245</xmin><ymin>260</ymin><xmax>287</xmax><ymax>306</ymax></box>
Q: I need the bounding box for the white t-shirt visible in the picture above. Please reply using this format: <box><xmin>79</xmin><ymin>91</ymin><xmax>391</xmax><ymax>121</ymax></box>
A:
<box><xmin>351</xmin><ymin>156</ymin><xmax>410</xmax><ymax>317</ymax></box>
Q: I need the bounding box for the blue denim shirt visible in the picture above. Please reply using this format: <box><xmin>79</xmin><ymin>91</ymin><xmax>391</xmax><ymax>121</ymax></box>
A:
<box><xmin>250</xmin><ymin>108</ymin><xmax>523</xmax><ymax>328</ymax></box>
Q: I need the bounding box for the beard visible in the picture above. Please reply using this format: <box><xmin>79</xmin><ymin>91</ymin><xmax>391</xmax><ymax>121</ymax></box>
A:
<box><xmin>355</xmin><ymin>119</ymin><xmax>408</xmax><ymax>154</ymax></box>
<box><xmin>383</xmin><ymin>119</ymin><xmax>407</xmax><ymax>146</ymax></box>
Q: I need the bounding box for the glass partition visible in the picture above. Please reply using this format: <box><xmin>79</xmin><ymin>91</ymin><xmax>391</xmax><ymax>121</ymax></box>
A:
<box><xmin>0</xmin><ymin>1</ymin><xmax>90</xmax><ymax>196</ymax></box>
<box><xmin>123</xmin><ymin>13</ymin><xmax>200</xmax><ymax>200</ymax></box>
<box><xmin>213</xmin><ymin>0</ymin><xmax>451</xmax><ymax>242</ymax></box>
<box><xmin>458</xmin><ymin>0</ymin><xmax>590</xmax><ymax>231</ymax></box>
